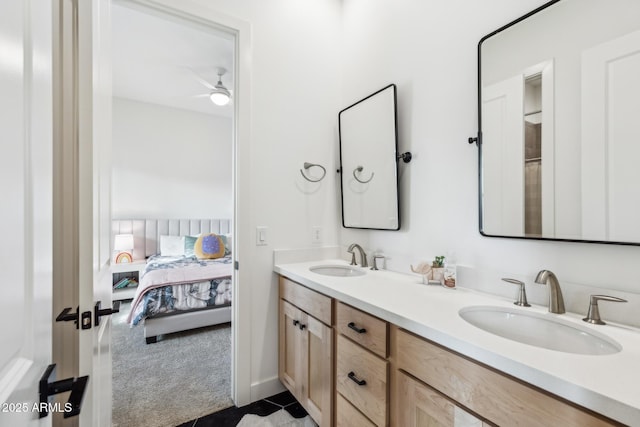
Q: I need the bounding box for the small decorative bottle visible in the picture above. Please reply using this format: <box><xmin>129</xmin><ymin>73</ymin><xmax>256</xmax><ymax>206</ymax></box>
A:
<box><xmin>443</xmin><ymin>251</ymin><xmax>457</xmax><ymax>288</ymax></box>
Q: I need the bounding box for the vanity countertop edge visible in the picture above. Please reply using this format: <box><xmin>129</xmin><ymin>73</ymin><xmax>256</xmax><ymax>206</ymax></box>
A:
<box><xmin>274</xmin><ymin>259</ymin><xmax>640</xmax><ymax>426</ymax></box>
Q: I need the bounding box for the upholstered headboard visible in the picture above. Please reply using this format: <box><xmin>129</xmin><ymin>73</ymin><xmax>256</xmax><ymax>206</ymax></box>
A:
<box><xmin>112</xmin><ymin>219</ymin><xmax>231</xmax><ymax>261</ymax></box>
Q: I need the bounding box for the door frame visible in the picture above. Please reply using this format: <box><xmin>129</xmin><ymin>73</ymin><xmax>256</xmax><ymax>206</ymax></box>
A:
<box><xmin>113</xmin><ymin>0</ymin><xmax>253</xmax><ymax>406</ymax></box>
<box><xmin>54</xmin><ymin>0</ymin><xmax>254</xmax><ymax>411</ymax></box>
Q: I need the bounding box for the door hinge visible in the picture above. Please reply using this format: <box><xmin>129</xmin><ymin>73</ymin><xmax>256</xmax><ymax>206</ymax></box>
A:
<box><xmin>234</xmin><ymin>260</ymin><xmax>239</xmax><ymax>270</ymax></box>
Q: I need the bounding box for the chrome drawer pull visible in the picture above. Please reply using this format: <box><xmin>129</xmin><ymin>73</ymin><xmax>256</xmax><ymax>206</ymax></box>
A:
<box><xmin>348</xmin><ymin>371</ymin><xmax>367</xmax><ymax>386</ymax></box>
<box><xmin>348</xmin><ymin>322</ymin><xmax>367</xmax><ymax>334</ymax></box>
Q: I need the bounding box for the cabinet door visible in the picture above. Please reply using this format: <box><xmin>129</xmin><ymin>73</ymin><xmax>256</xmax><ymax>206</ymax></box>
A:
<box><xmin>396</xmin><ymin>371</ymin><xmax>484</xmax><ymax>427</ymax></box>
<box><xmin>301</xmin><ymin>313</ymin><xmax>333</xmax><ymax>427</ymax></box>
<box><xmin>279</xmin><ymin>298</ymin><xmax>333</xmax><ymax>427</ymax></box>
<box><xmin>279</xmin><ymin>299</ymin><xmax>305</xmax><ymax>398</ymax></box>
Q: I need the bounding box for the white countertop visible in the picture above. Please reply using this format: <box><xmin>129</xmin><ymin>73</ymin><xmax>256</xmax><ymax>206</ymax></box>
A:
<box><xmin>274</xmin><ymin>259</ymin><xmax>640</xmax><ymax>426</ymax></box>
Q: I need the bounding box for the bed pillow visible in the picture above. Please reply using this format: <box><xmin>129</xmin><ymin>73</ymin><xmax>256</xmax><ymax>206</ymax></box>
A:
<box><xmin>184</xmin><ymin>235</ymin><xmax>198</xmax><ymax>257</ymax></box>
<box><xmin>194</xmin><ymin>233</ymin><xmax>225</xmax><ymax>259</ymax></box>
<box><xmin>219</xmin><ymin>233</ymin><xmax>232</xmax><ymax>256</ymax></box>
<box><xmin>160</xmin><ymin>235</ymin><xmax>185</xmax><ymax>256</ymax></box>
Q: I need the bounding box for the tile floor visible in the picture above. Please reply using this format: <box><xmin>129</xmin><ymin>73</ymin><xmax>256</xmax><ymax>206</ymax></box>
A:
<box><xmin>177</xmin><ymin>391</ymin><xmax>308</xmax><ymax>427</ymax></box>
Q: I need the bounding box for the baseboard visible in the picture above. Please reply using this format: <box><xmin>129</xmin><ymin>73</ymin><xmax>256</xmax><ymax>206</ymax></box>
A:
<box><xmin>250</xmin><ymin>376</ymin><xmax>286</xmax><ymax>402</ymax></box>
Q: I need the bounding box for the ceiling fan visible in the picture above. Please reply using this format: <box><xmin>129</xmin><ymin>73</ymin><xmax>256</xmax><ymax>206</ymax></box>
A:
<box><xmin>190</xmin><ymin>67</ymin><xmax>232</xmax><ymax>106</ymax></box>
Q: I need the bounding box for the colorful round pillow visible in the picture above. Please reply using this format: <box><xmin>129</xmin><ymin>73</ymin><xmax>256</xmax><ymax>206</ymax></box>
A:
<box><xmin>194</xmin><ymin>233</ymin><xmax>226</xmax><ymax>259</ymax></box>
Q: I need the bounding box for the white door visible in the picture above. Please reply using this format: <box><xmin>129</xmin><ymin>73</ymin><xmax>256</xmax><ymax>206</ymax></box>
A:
<box><xmin>581</xmin><ymin>30</ymin><xmax>640</xmax><ymax>242</ymax></box>
<box><xmin>0</xmin><ymin>0</ymin><xmax>53</xmax><ymax>426</ymax></box>
<box><xmin>75</xmin><ymin>0</ymin><xmax>114</xmax><ymax>425</ymax></box>
<box><xmin>482</xmin><ymin>74</ymin><xmax>524</xmax><ymax>235</ymax></box>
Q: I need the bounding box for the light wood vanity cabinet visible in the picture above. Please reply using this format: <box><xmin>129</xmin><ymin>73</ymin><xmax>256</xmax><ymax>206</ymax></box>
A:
<box><xmin>279</xmin><ymin>277</ymin><xmax>333</xmax><ymax>427</ymax></box>
<box><xmin>278</xmin><ymin>276</ymin><xmax>621</xmax><ymax>427</ymax></box>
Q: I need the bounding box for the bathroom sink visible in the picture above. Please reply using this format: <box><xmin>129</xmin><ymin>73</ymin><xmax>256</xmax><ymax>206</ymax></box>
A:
<box><xmin>309</xmin><ymin>265</ymin><xmax>365</xmax><ymax>277</ymax></box>
<box><xmin>459</xmin><ymin>306</ymin><xmax>621</xmax><ymax>355</ymax></box>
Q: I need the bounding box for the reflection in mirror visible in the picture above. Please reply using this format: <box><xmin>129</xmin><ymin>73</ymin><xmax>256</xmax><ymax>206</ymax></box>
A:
<box><xmin>524</xmin><ymin>73</ymin><xmax>542</xmax><ymax>236</ymax></box>
<box><xmin>478</xmin><ymin>0</ymin><xmax>640</xmax><ymax>244</ymax></box>
<box><xmin>339</xmin><ymin>84</ymin><xmax>400</xmax><ymax>230</ymax></box>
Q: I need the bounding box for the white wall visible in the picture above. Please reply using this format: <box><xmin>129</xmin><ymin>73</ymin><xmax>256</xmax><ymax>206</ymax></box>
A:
<box><xmin>112</xmin><ymin>97</ymin><xmax>232</xmax><ymax>219</ymax></box>
<box><xmin>340</xmin><ymin>0</ymin><xmax>640</xmax><ymax>319</ymax></box>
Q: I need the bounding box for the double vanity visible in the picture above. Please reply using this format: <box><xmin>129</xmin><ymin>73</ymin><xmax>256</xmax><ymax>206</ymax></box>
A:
<box><xmin>275</xmin><ymin>259</ymin><xmax>640</xmax><ymax>426</ymax></box>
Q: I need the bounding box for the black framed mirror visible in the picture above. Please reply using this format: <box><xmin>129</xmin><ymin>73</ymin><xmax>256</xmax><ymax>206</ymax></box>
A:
<box><xmin>339</xmin><ymin>84</ymin><xmax>401</xmax><ymax>230</ymax></box>
<box><xmin>476</xmin><ymin>0</ymin><xmax>640</xmax><ymax>245</ymax></box>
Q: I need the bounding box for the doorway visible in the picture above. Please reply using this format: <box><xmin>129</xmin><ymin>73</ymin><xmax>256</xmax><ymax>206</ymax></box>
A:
<box><xmin>110</xmin><ymin>2</ymin><xmax>238</xmax><ymax>425</ymax></box>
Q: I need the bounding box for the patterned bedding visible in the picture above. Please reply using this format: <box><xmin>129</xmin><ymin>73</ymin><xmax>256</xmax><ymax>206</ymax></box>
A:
<box><xmin>126</xmin><ymin>255</ymin><xmax>232</xmax><ymax>326</ymax></box>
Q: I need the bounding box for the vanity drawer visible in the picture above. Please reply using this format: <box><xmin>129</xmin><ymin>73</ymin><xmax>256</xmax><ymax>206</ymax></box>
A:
<box><xmin>279</xmin><ymin>277</ymin><xmax>332</xmax><ymax>325</ymax></box>
<box><xmin>336</xmin><ymin>392</ymin><xmax>376</xmax><ymax>427</ymax></box>
<box><xmin>336</xmin><ymin>302</ymin><xmax>388</xmax><ymax>358</ymax></box>
<box><xmin>336</xmin><ymin>334</ymin><xmax>388</xmax><ymax>426</ymax></box>
<box><xmin>394</xmin><ymin>327</ymin><xmax>618</xmax><ymax>427</ymax></box>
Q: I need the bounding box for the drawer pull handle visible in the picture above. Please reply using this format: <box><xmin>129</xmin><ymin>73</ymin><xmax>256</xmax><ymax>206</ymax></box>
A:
<box><xmin>348</xmin><ymin>322</ymin><xmax>367</xmax><ymax>334</ymax></box>
<box><xmin>299</xmin><ymin>323</ymin><xmax>306</xmax><ymax>331</ymax></box>
<box><xmin>293</xmin><ymin>319</ymin><xmax>299</xmax><ymax>326</ymax></box>
<box><xmin>348</xmin><ymin>371</ymin><xmax>367</xmax><ymax>386</ymax></box>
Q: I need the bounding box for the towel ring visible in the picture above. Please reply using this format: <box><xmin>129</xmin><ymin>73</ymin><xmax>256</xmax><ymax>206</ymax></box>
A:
<box><xmin>353</xmin><ymin>166</ymin><xmax>374</xmax><ymax>184</ymax></box>
<box><xmin>300</xmin><ymin>162</ymin><xmax>326</xmax><ymax>182</ymax></box>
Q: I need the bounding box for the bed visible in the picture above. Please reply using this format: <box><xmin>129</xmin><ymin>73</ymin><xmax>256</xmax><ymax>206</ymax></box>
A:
<box><xmin>112</xmin><ymin>219</ymin><xmax>233</xmax><ymax>344</ymax></box>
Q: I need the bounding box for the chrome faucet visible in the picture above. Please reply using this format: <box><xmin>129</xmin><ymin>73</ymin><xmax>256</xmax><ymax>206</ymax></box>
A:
<box><xmin>534</xmin><ymin>270</ymin><xmax>565</xmax><ymax>314</ymax></box>
<box><xmin>347</xmin><ymin>243</ymin><xmax>368</xmax><ymax>268</ymax></box>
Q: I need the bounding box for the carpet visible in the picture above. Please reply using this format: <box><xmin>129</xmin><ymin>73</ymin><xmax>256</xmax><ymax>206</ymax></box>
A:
<box><xmin>237</xmin><ymin>409</ymin><xmax>316</xmax><ymax>427</ymax></box>
<box><xmin>112</xmin><ymin>302</ymin><xmax>233</xmax><ymax>427</ymax></box>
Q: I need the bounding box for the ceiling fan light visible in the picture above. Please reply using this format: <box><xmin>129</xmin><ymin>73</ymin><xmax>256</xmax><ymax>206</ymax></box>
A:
<box><xmin>209</xmin><ymin>74</ymin><xmax>231</xmax><ymax>106</ymax></box>
<box><xmin>210</xmin><ymin>90</ymin><xmax>230</xmax><ymax>106</ymax></box>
